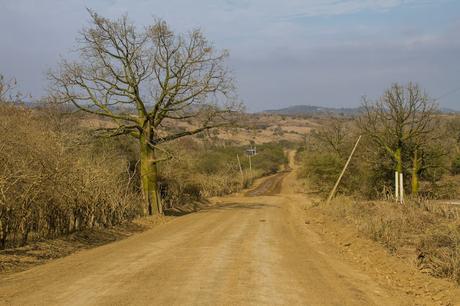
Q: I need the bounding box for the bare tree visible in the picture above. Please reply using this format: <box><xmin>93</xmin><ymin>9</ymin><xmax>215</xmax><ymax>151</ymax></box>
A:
<box><xmin>358</xmin><ymin>83</ymin><xmax>438</xmax><ymax>196</ymax></box>
<box><xmin>311</xmin><ymin>118</ymin><xmax>350</xmax><ymax>158</ymax></box>
<box><xmin>0</xmin><ymin>74</ymin><xmax>18</xmax><ymax>103</ymax></box>
<box><xmin>49</xmin><ymin>11</ymin><xmax>242</xmax><ymax>215</ymax></box>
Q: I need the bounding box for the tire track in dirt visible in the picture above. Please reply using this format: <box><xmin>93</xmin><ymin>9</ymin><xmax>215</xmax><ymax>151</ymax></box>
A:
<box><xmin>245</xmin><ymin>171</ymin><xmax>290</xmax><ymax>197</ymax></box>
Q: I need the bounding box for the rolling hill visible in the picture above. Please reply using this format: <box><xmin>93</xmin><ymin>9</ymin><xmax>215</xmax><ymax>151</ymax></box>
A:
<box><xmin>263</xmin><ymin>105</ymin><xmax>361</xmax><ymax>115</ymax></box>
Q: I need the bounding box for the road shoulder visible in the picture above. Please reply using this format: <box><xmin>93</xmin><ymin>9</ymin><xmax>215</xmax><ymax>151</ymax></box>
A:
<box><xmin>301</xmin><ymin>204</ymin><xmax>460</xmax><ymax>305</ymax></box>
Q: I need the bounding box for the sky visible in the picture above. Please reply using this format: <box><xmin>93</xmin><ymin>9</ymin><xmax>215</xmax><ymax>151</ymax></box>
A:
<box><xmin>0</xmin><ymin>0</ymin><xmax>459</xmax><ymax>112</ymax></box>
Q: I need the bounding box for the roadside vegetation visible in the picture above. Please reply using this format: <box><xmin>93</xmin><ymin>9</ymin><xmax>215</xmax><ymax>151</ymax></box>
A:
<box><xmin>321</xmin><ymin>197</ymin><xmax>460</xmax><ymax>284</ymax></box>
<box><xmin>297</xmin><ymin>83</ymin><xmax>460</xmax><ymax>283</ymax></box>
<box><xmin>0</xmin><ymin>102</ymin><xmax>140</xmax><ymax>250</ymax></box>
<box><xmin>0</xmin><ymin>98</ymin><xmax>287</xmax><ymax>251</ymax></box>
<box><xmin>158</xmin><ymin>139</ymin><xmax>287</xmax><ymax>212</ymax></box>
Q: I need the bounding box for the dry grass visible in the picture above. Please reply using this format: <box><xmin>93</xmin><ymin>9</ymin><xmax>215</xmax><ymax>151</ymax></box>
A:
<box><xmin>159</xmin><ymin>113</ymin><xmax>319</xmax><ymax>145</ymax></box>
<box><xmin>417</xmin><ymin>224</ymin><xmax>460</xmax><ymax>284</ymax></box>
<box><xmin>321</xmin><ymin>197</ymin><xmax>460</xmax><ymax>284</ymax></box>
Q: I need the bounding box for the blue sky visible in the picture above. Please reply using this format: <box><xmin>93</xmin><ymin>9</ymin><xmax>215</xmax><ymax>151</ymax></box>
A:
<box><xmin>0</xmin><ymin>0</ymin><xmax>459</xmax><ymax>111</ymax></box>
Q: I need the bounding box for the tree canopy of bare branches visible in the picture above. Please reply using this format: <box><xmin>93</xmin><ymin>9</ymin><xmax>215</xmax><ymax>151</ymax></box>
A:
<box><xmin>311</xmin><ymin>118</ymin><xmax>352</xmax><ymax>158</ymax></box>
<box><xmin>358</xmin><ymin>83</ymin><xmax>439</xmax><ymax>195</ymax></box>
<box><xmin>49</xmin><ymin>11</ymin><xmax>242</xmax><ymax>215</ymax></box>
<box><xmin>0</xmin><ymin>74</ymin><xmax>19</xmax><ymax>103</ymax></box>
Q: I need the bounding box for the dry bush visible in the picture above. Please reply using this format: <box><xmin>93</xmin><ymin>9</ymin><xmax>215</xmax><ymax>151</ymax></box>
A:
<box><xmin>296</xmin><ymin>120</ymin><xmax>369</xmax><ymax>197</ymax></box>
<box><xmin>0</xmin><ymin>101</ymin><xmax>289</xmax><ymax>247</ymax></box>
<box><xmin>321</xmin><ymin>197</ymin><xmax>460</xmax><ymax>283</ymax></box>
<box><xmin>0</xmin><ymin>103</ymin><xmax>142</xmax><ymax>249</ymax></box>
<box><xmin>417</xmin><ymin>224</ymin><xmax>460</xmax><ymax>283</ymax></box>
<box><xmin>158</xmin><ymin>139</ymin><xmax>287</xmax><ymax>210</ymax></box>
<box><xmin>298</xmin><ymin>114</ymin><xmax>460</xmax><ymax>200</ymax></box>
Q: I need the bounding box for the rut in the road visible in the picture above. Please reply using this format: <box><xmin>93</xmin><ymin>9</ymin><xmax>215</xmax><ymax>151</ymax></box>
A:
<box><xmin>245</xmin><ymin>171</ymin><xmax>289</xmax><ymax>197</ymax></box>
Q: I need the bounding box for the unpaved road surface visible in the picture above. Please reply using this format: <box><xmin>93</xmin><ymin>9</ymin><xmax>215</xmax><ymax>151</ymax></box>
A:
<box><xmin>245</xmin><ymin>171</ymin><xmax>289</xmax><ymax>197</ymax></box>
<box><xmin>0</xmin><ymin>169</ymin><xmax>456</xmax><ymax>305</ymax></box>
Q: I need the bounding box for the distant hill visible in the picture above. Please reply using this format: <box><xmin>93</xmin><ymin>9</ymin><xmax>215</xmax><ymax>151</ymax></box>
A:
<box><xmin>263</xmin><ymin>105</ymin><xmax>460</xmax><ymax>116</ymax></box>
<box><xmin>440</xmin><ymin>107</ymin><xmax>460</xmax><ymax>114</ymax></box>
<box><xmin>263</xmin><ymin>105</ymin><xmax>361</xmax><ymax>116</ymax></box>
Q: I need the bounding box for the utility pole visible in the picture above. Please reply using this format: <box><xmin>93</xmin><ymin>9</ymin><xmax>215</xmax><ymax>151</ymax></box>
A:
<box><xmin>326</xmin><ymin>135</ymin><xmax>362</xmax><ymax>205</ymax></box>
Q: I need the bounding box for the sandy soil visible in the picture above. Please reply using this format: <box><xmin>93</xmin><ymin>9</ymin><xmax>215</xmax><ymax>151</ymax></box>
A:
<box><xmin>0</xmin><ymin>164</ymin><xmax>459</xmax><ymax>305</ymax></box>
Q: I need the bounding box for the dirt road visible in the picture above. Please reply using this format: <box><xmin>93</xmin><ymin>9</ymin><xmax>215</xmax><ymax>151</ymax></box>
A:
<box><xmin>0</xmin><ymin>169</ymin><xmax>452</xmax><ymax>305</ymax></box>
<box><xmin>245</xmin><ymin>171</ymin><xmax>289</xmax><ymax>197</ymax></box>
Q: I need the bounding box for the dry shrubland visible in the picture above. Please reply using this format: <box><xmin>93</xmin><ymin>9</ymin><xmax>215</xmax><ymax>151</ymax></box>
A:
<box><xmin>160</xmin><ymin>139</ymin><xmax>287</xmax><ymax>210</ymax></box>
<box><xmin>298</xmin><ymin>84</ymin><xmax>460</xmax><ymax>200</ymax></box>
<box><xmin>297</xmin><ymin>83</ymin><xmax>460</xmax><ymax>284</ymax></box>
<box><xmin>0</xmin><ymin>103</ymin><xmax>143</xmax><ymax>249</ymax></box>
<box><xmin>322</xmin><ymin>197</ymin><xmax>460</xmax><ymax>284</ymax></box>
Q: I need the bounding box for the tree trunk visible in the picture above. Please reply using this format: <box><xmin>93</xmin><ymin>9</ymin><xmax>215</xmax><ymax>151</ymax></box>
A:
<box><xmin>140</xmin><ymin>134</ymin><xmax>162</xmax><ymax>215</ymax></box>
<box><xmin>411</xmin><ymin>150</ymin><xmax>420</xmax><ymax>195</ymax></box>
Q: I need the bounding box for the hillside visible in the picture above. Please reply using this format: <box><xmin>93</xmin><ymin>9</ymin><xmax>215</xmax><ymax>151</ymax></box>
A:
<box><xmin>263</xmin><ymin>105</ymin><xmax>361</xmax><ymax>115</ymax></box>
<box><xmin>264</xmin><ymin>104</ymin><xmax>459</xmax><ymax>115</ymax></box>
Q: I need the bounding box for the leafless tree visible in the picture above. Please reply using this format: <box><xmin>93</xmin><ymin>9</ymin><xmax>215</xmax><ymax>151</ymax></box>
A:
<box><xmin>357</xmin><ymin>83</ymin><xmax>438</xmax><ymax>195</ymax></box>
<box><xmin>312</xmin><ymin>118</ymin><xmax>350</xmax><ymax>158</ymax></box>
<box><xmin>0</xmin><ymin>74</ymin><xmax>18</xmax><ymax>102</ymax></box>
<box><xmin>49</xmin><ymin>11</ymin><xmax>242</xmax><ymax>215</ymax></box>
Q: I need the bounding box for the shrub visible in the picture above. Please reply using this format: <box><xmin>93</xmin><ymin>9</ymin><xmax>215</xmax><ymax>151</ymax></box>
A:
<box><xmin>417</xmin><ymin>224</ymin><xmax>460</xmax><ymax>284</ymax></box>
<box><xmin>452</xmin><ymin>155</ymin><xmax>460</xmax><ymax>175</ymax></box>
<box><xmin>299</xmin><ymin>153</ymin><xmax>342</xmax><ymax>193</ymax></box>
<box><xmin>321</xmin><ymin>197</ymin><xmax>460</xmax><ymax>284</ymax></box>
<box><xmin>158</xmin><ymin>140</ymin><xmax>288</xmax><ymax>209</ymax></box>
<box><xmin>0</xmin><ymin>103</ymin><xmax>142</xmax><ymax>249</ymax></box>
